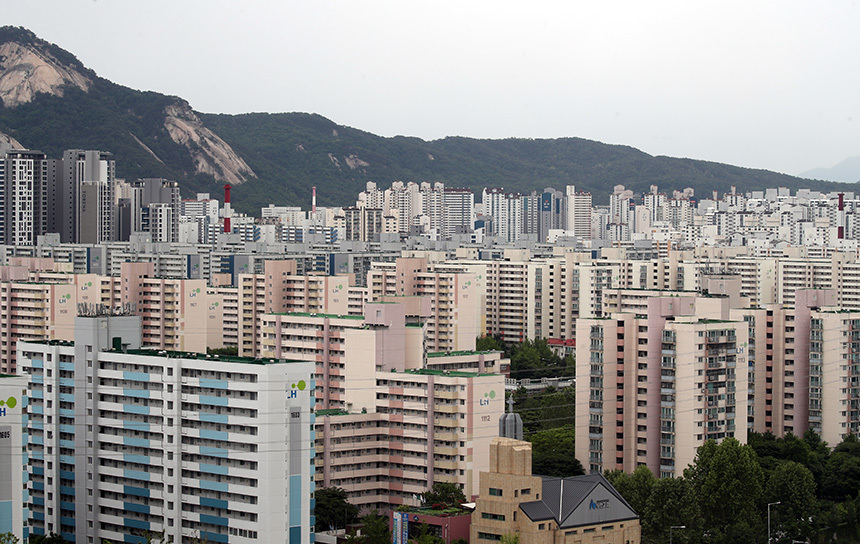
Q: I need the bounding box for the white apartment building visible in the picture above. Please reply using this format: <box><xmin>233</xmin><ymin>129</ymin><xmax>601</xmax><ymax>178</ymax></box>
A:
<box><xmin>18</xmin><ymin>314</ymin><xmax>315</xmax><ymax>544</ymax></box>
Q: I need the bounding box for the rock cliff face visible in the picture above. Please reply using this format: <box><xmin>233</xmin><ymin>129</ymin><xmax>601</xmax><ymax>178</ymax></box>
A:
<box><xmin>0</xmin><ymin>41</ymin><xmax>91</xmax><ymax>107</ymax></box>
<box><xmin>0</xmin><ymin>26</ymin><xmax>256</xmax><ymax>185</ymax></box>
<box><xmin>0</xmin><ymin>128</ymin><xmax>23</xmax><ymax>149</ymax></box>
<box><xmin>164</xmin><ymin>102</ymin><xmax>256</xmax><ymax>185</ymax></box>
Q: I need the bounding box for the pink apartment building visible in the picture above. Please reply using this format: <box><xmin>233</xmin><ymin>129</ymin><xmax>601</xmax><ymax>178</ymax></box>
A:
<box><xmin>258</xmin><ymin>301</ymin><xmax>506</xmax><ymax>511</ymax></box>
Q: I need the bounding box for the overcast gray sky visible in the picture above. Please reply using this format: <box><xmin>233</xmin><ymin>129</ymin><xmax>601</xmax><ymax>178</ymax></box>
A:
<box><xmin>5</xmin><ymin>0</ymin><xmax>860</xmax><ymax>176</ymax></box>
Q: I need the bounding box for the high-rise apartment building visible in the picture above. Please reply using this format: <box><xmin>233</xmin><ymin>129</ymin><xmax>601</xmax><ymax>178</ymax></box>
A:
<box><xmin>565</xmin><ymin>185</ymin><xmax>593</xmax><ymax>239</ymax></box>
<box><xmin>576</xmin><ymin>295</ymin><xmax>749</xmax><ymax>478</ymax></box>
<box><xmin>0</xmin><ymin>149</ymin><xmax>53</xmax><ymax>246</ymax></box>
<box><xmin>441</xmin><ymin>188</ymin><xmax>475</xmax><ymax>239</ymax></box>
<box><xmin>18</xmin><ymin>314</ymin><xmax>316</xmax><ymax>544</ymax></box>
<box><xmin>61</xmin><ymin>150</ymin><xmax>116</xmax><ymax>244</ymax></box>
<box><xmin>482</xmin><ymin>189</ymin><xmax>523</xmax><ymax>243</ymax></box>
<box><xmin>367</xmin><ymin>257</ymin><xmax>480</xmax><ymax>353</ymax></box>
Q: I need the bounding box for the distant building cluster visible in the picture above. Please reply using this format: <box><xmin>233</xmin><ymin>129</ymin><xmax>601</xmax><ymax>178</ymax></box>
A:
<box><xmin>0</xmin><ymin>144</ymin><xmax>181</xmax><ymax>245</ymax></box>
<box><xmin>4</xmin><ymin>144</ymin><xmax>860</xmax><ymax>543</ymax></box>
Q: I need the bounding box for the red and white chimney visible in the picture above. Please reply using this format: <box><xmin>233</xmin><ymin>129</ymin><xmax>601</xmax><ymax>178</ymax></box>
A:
<box><xmin>838</xmin><ymin>192</ymin><xmax>845</xmax><ymax>239</ymax></box>
<box><xmin>223</xmin><ymin>184</ymin><xmax>232</xmax><ymax>234</ymax></box>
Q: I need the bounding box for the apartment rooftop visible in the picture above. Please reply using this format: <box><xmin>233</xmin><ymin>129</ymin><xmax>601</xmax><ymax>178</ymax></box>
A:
<box><xmin>25</xmin><ymin>340</ymin><xmax>306</xmax><ymax>365</ymax></box>
<box><xmin>316</xmin><ymin>409</ymin><xmax>350</xmax><ymax>417</ymax></box>
<box><xmin>426</xmin><ymin>350</ymin><xmax>499</xmax><ymax>358</ymax></box>
<box><xmin>273</xmin><ymin>311</ymin><xmax>365</xmax><ymax>320</ymax></box>
<box><xmin>394</xmin><ymin>367</ymin><xmax>497</xmax><ymax>378</ymax></box>
<box><xmin>124</xmin><ymin>349</ymin><xmax>306</xmax><ymax>366</ymax></box>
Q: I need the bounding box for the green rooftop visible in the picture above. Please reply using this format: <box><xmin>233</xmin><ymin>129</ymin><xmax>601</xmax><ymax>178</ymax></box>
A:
<box><xmin>124</xmin><ymin>349</ymin><xmax>307</xmax><ymax>366</ymax></box>
<box><xmin>274</xmin><ymin>312</ymin><xmax>364</xmax><ymax>320</ymax></box>
<box><xmin>427</xmin><ymin>350</ymin><xmax>498</xmax><ymax>358</ymax></box>
<box><xmin>696</xmin><ymin>319</ymin><xmax>740</xmax><ymax>324</ymax></box>
<box><xmin>404</xmin><ymin>368</ymin><xmax>497</xmax><ymax>378</ymax></box>
<box><xmin>316</xmin><ymin>409</ymin><xmax>350</xmax><ymax>416</ymax></box>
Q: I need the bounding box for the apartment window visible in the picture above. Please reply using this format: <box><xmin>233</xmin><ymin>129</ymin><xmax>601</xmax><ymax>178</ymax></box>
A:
<box><xmin>488</xmin><ymin>488</ymin><xmax>503</xmax><ymax>497</ymax></box>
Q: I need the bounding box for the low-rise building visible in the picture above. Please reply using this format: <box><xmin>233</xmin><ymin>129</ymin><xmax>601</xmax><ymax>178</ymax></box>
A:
<box><xmin>470</xmin><ymin>437</ymin><xmax>640</xmax><ymax>543</ymax></box>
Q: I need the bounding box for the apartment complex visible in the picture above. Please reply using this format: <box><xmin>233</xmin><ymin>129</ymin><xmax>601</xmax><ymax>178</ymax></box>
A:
<box><xmin>17</xmin><ymin>314</ymin><xmax>315</xmax><ymax>544</ymax></box>
<box><xmin>317</xmin><ymin>367</ymin><xmax>503</xmax><ymax>512</ymax></box>
<box><xmin>0</xmin><ymin>260</ymin><xmax>215</xmax><ymax>374</ymax></box>
<box><xmin>367</xmin><ymin>257</ymin><xmax>480</xmax><ymax>352</ymax></box>
<box><xmin>577</xmin><ymin>284</ymin><xmax>860</xmax><ymax>477</ymax></box>
<box><xmin>256</xmin><ymin>300</ymin><xmax>505</xmax><ymax>510</ymax></box>
<box><xmin>576</xmin><ymin>294</ymin><xmax>750</xmax><ymax>477</ymax></box>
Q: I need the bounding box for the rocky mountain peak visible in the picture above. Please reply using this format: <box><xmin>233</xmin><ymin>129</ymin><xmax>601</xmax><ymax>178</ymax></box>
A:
<box><xmin>164</xmin><ymin>101</ymin><xmax>256</xmax><ymax>185</ymax></box>
<box><xmin>0</xmin><ymin>27</ymin><xmax>92</xmax><ymax>108</ymax></box>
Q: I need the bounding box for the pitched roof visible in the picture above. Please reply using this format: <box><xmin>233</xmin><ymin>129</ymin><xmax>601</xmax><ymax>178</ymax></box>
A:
<box><xmin>519</xmin><ymin>473</ymin><xmax>638</xmax><ymax>529</ymax></box>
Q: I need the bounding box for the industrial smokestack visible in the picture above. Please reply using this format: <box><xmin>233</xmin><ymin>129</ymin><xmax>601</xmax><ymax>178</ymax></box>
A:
<box><xmin>838</xmin><ymin>192</ymin><xmax>845</xmax><ymax>239</ymax></box>
<box><xmin>312</xmin><ymin>186</ymin><xmax>317</xmax><ymax>214</ymax></box>
<box><xmin>224</xmin><ymin>184</ymin><xmax>232</xmax><ymax>234</ymax></box>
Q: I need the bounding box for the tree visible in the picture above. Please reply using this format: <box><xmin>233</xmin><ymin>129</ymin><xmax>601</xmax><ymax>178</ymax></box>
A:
<box><xmin>643</xmin><ymin>476</ymin><xmax>702</xmax><ymax>544</ymax></box>
<box><xmin>509</xmin><ymin>385</ymin><xmax>575</xmax><ymax>434</ymax></box>
<box><xmin>0</xmin><ymin>533</ymin><xmax>18</xmax><ymax>544</ymax></box>
<box><xmin>509</xmin><ymin>338</ymin><xmax>570</xmax><ymax>379</ymax></box>
<box><xmin>528</xmin><ymin>427</ymin><xmax>584</xmax><ymax>477</ymax></box>
<box><xmin>766</xmin><ymin>461</ymin><xmax>817</xmax><ymax>543</ymax></box>
<box><xmin>684</xmin><ymin>438</ymin><xmax>765</xmax><ymax>544</ymax></box>
<box><xmin>500</xmin><ymin>534</ymin><xmax>520</xmax><ymax>544</ymax></box>
<box><xmin>821</xmin><ymin>450</ymin><xmax>860</xmax><ymax>501</ymax></box>
<box><xmin>409</xmin><ymin>523</ymin><xmax>442</xmax><ymax>544</ymax></box>
<box><xmin>28</xmin><ymin>535</ymin><xmax>65</xmax><ymax>544</ymax></box>
<box><xmin>359</xmin><ymin>510</ymin><xmax>391</xmax><ymax>544</ymax></box>
<box><xmin>421</xmin><ymin>482</ymin><xmax>466</xmax><ymax>509</ymax></box>
<box><xmin>605</xmin><ymin>465</ymin><xmax>655</xmax><ymax>516</ymax></box>
<box><xmin>314</xmin><ymin>486</ymin><xmax>360</xmax><ymax>532</ymax></box>
<box><xmin>476</xmin><ymin>334</ymin><xmax>505</xmax><ymax>352</ymax></box>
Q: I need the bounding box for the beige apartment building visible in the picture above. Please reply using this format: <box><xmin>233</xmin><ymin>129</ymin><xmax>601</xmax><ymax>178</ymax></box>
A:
<box><xmin>367</xmin><ymin>257</ymin><xmax>480</xmax><ymax>352</ymax></box>
<box><xmin>0</xmin><ymin>259</ymin><xmax>212</xmax><ymax>372</ymax></box>
<box><xmin>576</xmin><ymin>294</ymin><xmax>749</xmax><ymax>478</ymax></box>
<box><xmin>256</xmin><ymin>300</ymin><xmax>505</xmax><ymax>510</ymax></box>
<box><xmin>212</xmin><ymin>260</ymin><xmax>364</xmax><ymax>356</ymax></box>
<box><xmin>578</xmin><ymin>284</ymin><xmax>860</xmax><ymax>477</ymax></box>
<box><xmin>317</xmin><ymin>366</ymin><xmax>503</xmax><ymax>511</ymax></box>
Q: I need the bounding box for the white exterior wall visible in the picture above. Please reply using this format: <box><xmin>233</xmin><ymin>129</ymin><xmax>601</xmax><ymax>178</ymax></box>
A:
<box><xmin>18</xmin><ymin>316</ymin><xmax>315</xmax><ymax>544</ymax></box>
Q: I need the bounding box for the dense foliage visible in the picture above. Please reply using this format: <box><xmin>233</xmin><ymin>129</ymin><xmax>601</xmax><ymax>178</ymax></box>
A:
<box><xmin>344</xmin><ymin>510</ymin><xmax>391</xmax><ymax>544</ymax></box>
<box><xmin>477</xmin><ymin>335</ymin><xmax>573</xmax><ymax>379</ymax></box>
<box><xmin>607</xmin><ymin>434</ymin><xmax>860</xmax><ymax>544</ymax></box>
<box><xmin>313</xmin><ymin>486</ymin><xmax>360</xmax><ymax>532</ymax></box>
<box><xmin>421</xmin><ymin>482</ymin><xmax>467</xmax><ymax>509</ymax></box>
<box><xmin>509</xmin><ymin>385</ymin><xmax>575</xmax><ymax>434</ymax></box>
<box><xmin>528</xmin><ymin>426</ymin><xmax>584</xmax><ymax>477</ymax></box>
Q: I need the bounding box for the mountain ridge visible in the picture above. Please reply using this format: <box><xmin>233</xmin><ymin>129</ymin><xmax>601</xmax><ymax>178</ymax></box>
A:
<box><xmin>802</xmin><ymin>156</ymin><xmax>860</xmax><ymax>183</ymax></box>
<box><xmin>0</xmin><ymin>25</ymin><xmax>857</xmax><ymax>215</ymax></box>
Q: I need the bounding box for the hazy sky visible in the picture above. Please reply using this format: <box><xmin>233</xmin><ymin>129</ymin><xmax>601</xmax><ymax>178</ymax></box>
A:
<box><xmin>5</xmin><ymin>0</ymin><xmax>860</xmax><ymax>176</ymax></box>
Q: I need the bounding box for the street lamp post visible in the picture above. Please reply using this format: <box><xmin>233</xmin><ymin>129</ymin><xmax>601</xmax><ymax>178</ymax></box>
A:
<box><xmin>670</xmin><ymin>525</ymin><xmax>686</xmax><ymax>544</ymax></box>
<box><xmin>768</xmin><ymin>501</ymin><xmax>782</xmax><ymax>544</ymax></box>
